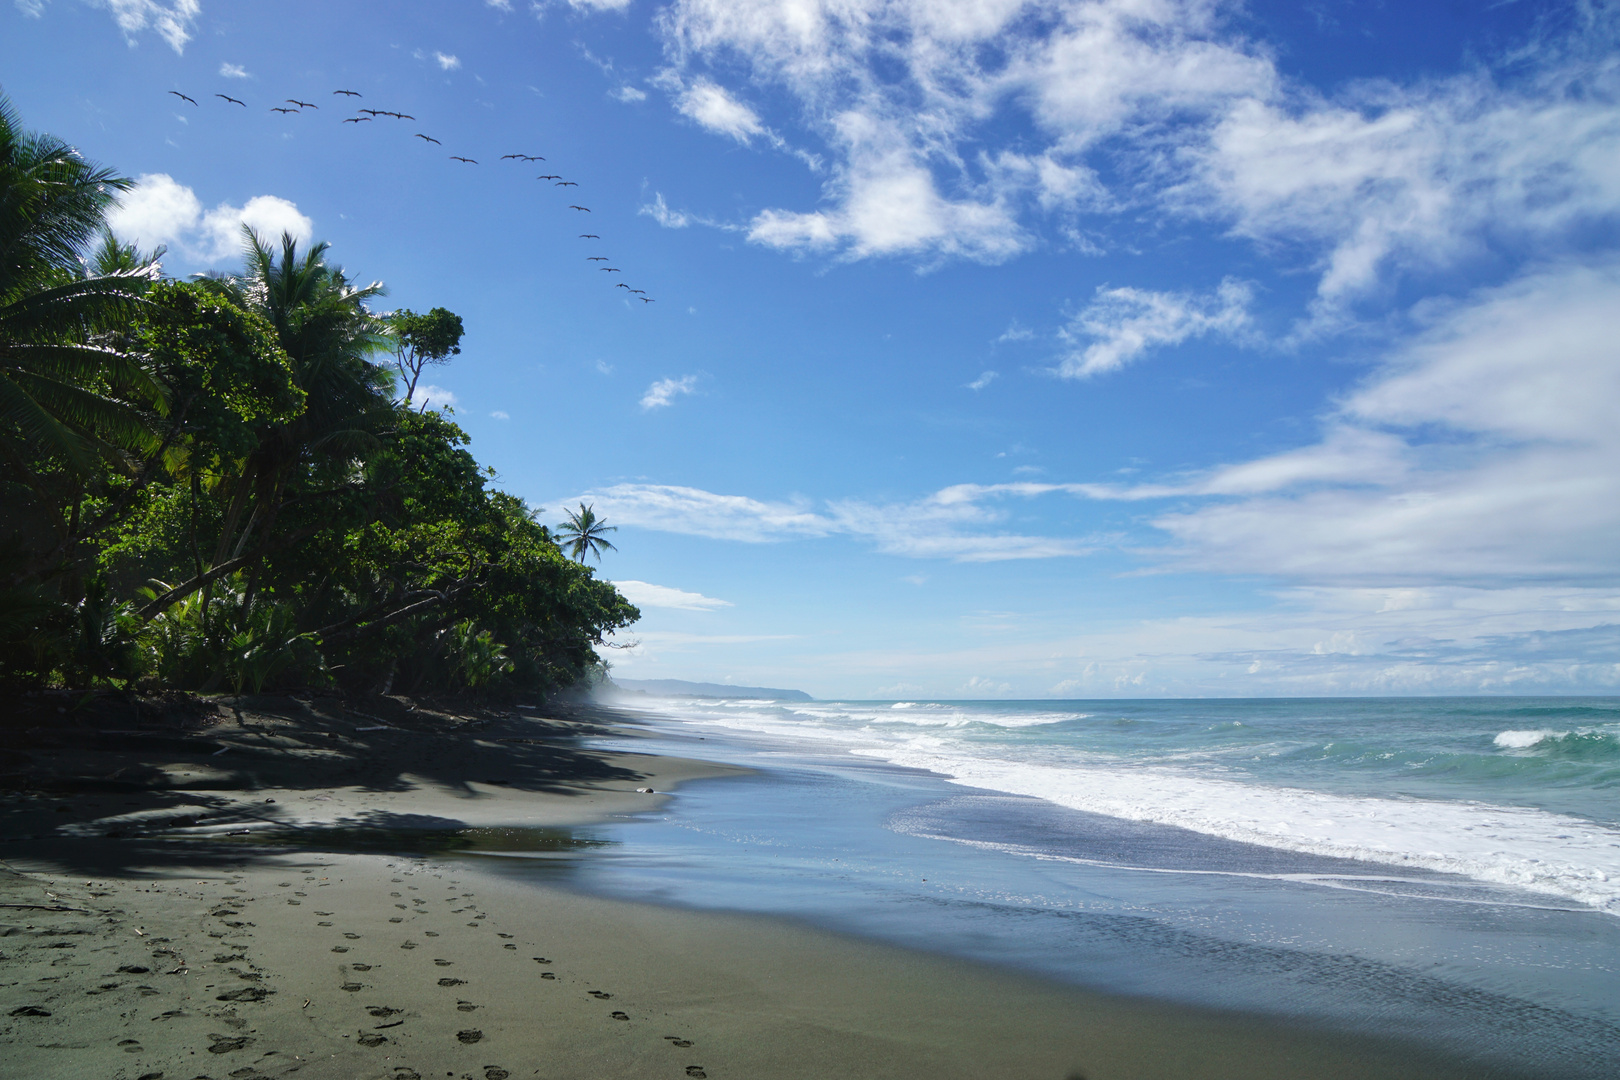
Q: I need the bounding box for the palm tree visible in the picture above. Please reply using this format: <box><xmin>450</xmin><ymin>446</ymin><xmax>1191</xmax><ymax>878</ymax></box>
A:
<box><xmin>557</xmin><ymin>503</ymin><xmax>618</xmax><ymax>562</ymax></box>
<box><xmin>0</xmin><ymin>95</ymin><xmax>162</xmax><ymax>485</ymax></box>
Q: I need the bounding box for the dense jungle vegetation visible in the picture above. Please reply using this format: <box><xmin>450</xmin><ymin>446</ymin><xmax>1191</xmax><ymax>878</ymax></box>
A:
<box><xmin>0</xmin><ymin>97</ymin><xmax>638</xmax><ymax>698</ymax></box>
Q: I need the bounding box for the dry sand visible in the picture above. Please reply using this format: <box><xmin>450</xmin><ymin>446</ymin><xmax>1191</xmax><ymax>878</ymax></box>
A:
<box><xmin>0</xmin><ymin>694</ymin><xmax>1495</xmax><ymax>1080</ymax></box>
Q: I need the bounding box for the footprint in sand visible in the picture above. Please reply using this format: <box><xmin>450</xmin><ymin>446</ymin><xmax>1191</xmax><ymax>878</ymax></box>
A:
<box><xmin>685</xmin><ymin>1068</ymin><xmax>706</xmax><ymax>1078</ymax></box>
<box><xmin>438</xmin><ymin>978</ymin><xmax>466</xmax><ymax>987</ymax></box>
<box><xmin>341</xmin><ymin>982</ymin><xmax>364</xmax><ymax>992</ymax></box>
<box><xmin>215</xmin><ymin>987</ymin><xmax>269</xmax><ymax>1002</ymax></box>
<box><xmin>610</xmin><ymin>1011</ymin><xmax>629</xmax><ymax>1021</ymax></box>
<box><xmin>118</xmin><ymin>1038</ymin><xmax>141</xmax><ymax>1052</ymax></box>
<box><xmin>665</xmin><ymin>1037</ymin><xmax>694</xmax><ymax>1048</ymax></box>
<box><xmin>532</xmin><ymin>958</ymin><xmax>550</xmax><ymax>964</ymax></box>
<box><xmin>118</xmin><ymin>964</ymin><xmax>151</xmax><ymax>973</ymax></box>
<box><xmin>587</xmin><ymin>991</ymin><xmax>612</xmax><ymax>999</ymax></box>
<box><xmin>368</xmin><ymin>1006</ymin><xmax>401</xmax><ymax>1018</ymax></box>
<box><xmin>353</xmin><ymin>964</ymin><xmax>373</xmax><ymax>971</ymax></box>
<box><xmin>343</xmin><ymin>932</ymin><xmax>361</xmax><ymax>939</ymax></box>
<box><xmin>433</xmin><ymin>959</ymin><xmax>453</xmax><ymax>966</ymax></box>
<box><xmin>317</xmin><ymin>921</ymin><xmax>333</xmax><ymax>927</ymax></box>
<box><xmin>539</xmin><ymin>973</ymin><xmax>556</xmax><ymax>981</ymax></box>
<box><xmin>400</xmin><ymin>942</ymin><xmax>418</xmax><ymax>950</ymax></box>
<box><xmin>357</xmin><ymin>1032</ymin><xmax>388</xmax><ymax>1047</ymax></box>
<box><xmin>456</xmin><ymin>1000</ymin><xmax>478</xmax><ymax>1013</ymax></box>
<box><xmin>389</xmin><ymin>917</ymin><xmax>404</xmax><ymax>923</ymax></box>
<box><xmin>456</xmin><ymin>1029</ymin><xmax>483</xmax><ymax>1043</ymax></box>
<box><xmin>485</xmin><ymin>1068</ymin><xmax>510</xmax><ymax>1080</ymax></box>
<box><xmin>332</xmin><ymin>946</ymin><xmax>349</xmax><ymax>953</ymax></box>
<box><xmin>207</xmin><ymin>1034</ymin><xmax>252</xmax><ymax>1053</ymax></box>
<box><xmin>392</xmin><ymin>1070</ymin><xmax>421</xmax><ymax>1080</ymax></box>
<box><xmin>423</xmin><ymin>931</ymin><xmax>440</xmax><ymax>938</ymax></box>
<box><xmin>502</xmin><ymin>944</ymin><xmax>516</xmax><ymax>950</ymax></box>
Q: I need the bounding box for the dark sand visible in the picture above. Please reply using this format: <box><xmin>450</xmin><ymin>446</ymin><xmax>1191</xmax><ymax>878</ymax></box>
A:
<box><xmin>0</xmin><ymin>694</ymin><xmax>1500</xmax><ymax>1079</ymax></box>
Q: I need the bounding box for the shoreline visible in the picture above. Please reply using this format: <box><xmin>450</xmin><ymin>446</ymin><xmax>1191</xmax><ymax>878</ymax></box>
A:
<box><xmin>0</xmin><ymin>695</ymin><xmax>1514</xmax><ymax>1079</ymax></box>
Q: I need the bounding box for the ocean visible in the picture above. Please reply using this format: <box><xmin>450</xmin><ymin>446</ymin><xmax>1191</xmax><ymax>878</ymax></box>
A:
<box><xmin>487</xmin><ymin>696</ymin><xmax>1620</xmax><ymax>1077</ymax></box>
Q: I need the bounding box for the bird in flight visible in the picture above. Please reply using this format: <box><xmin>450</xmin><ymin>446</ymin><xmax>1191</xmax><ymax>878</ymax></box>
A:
<box><xmin>415</xmin><ymin>134</ymin><xmax>441</xmax><ymax>144</ymax></box>
<box><xmin>521</xmin><ymin>154</ymin><xmax>545</xmax><ymax>161</ymax></box>
<box><xmin>616</xmin><ymin>283</ymin><xmax>631</xmax><ymax>289</ymax></box>
<box><xmin>360</xmin><ymin>108</ymin><xmax>384</xmax><ymax>116</ymax></box>
<box><xmin>587</xmin><ymin>256</ymin><xmax>608</xmax><ymax>261</ymax></box>
<box><xmin>287</xmin><ymin>99</ymin><xmax>317</xmax><ymax>109</ymax></box>
<box><xmin>451</xmin><ymin>156</ymin><xmax>478</xmax><ymax>164</ymax></box>
<box><xmin>387</xmin><ymin>112</ymin><xmax>415</xmax><ymax>120</ymax></box>
<box><xmin>579</xmin><ymin>234</ymin><xmax>599</xmax><ymax>239</ymax></box>
<box><xmin>342</xmin><ymin>116</ymin><xmax>370</xmax><ymax>124</ymax></box>
<box><xmin>271</xmin><ymin>107</ymin><xmax>297</xmax><ymax>114</ymax></box>
<box><xmin>569</xmin><ymin>206</ymin><xmax>591</xmax><ymax>212</ymax></box>
<box><xmin>601</xmin><ymin>267</ymin><xmax>621</xmax><ymax>273</ymax></box>
<box><xmin>215</xmin><ymin>94</ymin><xmax>246</xmax><ymax>106</ymax></box>
<box><xmin>501</xmin><ymin>154</ymin><xmax>523</xmax><ymax>160</ymax></box>
<box><xmin>537</xmin><ymin>174</ymin><xmax>561</xmax><ymax>180</ymax></box>
<box><xmin>168</xmin><ymin>91</ymin><xmax>197</xmax><ymax>105</ymax></box>
<box><xmin>640</xmin><ymin>297</ymin><xmax>655</xmax><ymax>303</ymax></box>
<box><xmin>555</xmin><ymin>181</ymin><xmax>578</xmax><ymax>187</ymax></box>
<box><xmin>629</xmin><ymin>289</ymin><xmax>646</xmax><ymax>295</ymax></box>
<box><xmin>333</xmin><ymin>89</ymin><xmax>361</xmax><ymax>97</ymax></box>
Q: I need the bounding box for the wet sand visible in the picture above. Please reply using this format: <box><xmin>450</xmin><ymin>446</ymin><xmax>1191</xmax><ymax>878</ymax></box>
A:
<box><xmin>0</xmin><ymin>694</ymin><xmax>1499</xmax><ymax>1079</ymax></box>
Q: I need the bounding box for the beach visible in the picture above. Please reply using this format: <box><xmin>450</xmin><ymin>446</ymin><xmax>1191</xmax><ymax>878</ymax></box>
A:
<box><xmin>0</xmin><ymin>694</ymin><xmax>1557</xmax><ymax>1079</ymax></box>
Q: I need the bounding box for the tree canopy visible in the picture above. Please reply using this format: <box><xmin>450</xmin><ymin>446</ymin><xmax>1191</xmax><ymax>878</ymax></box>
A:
<box><xmin>0</xmin><ymin>97</ymin><xmax>638</xmax><ymax>699</ymax></box>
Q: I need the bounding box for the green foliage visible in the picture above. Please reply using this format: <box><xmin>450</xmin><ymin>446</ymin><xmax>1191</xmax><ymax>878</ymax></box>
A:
<box><xmin>0</xmin><ymin>100</ymin><xmax>639</xmax><ymax>699</ymax></box>
<box><xmin>556</xmin><ymin>503</ymin><xmax>618</xmax><ymax>563</ymax></box>
<box><xmin>389</xmin><ymin>306</ymin><xmax>464</xmax><ymax>404</ymax></box>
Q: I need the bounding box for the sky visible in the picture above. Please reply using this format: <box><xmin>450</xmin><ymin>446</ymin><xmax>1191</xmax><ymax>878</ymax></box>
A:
<box><xmin>5</xmin><ymin>0</ymin><xmax>1620</xmax><ymax>698</ymax></box>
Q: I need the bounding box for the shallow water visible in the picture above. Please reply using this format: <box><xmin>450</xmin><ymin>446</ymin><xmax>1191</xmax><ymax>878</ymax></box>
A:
<box><xmin>481</xmin><ymin>696</ymin><xmax>1620</xmax><ymax>1079</ymax></box>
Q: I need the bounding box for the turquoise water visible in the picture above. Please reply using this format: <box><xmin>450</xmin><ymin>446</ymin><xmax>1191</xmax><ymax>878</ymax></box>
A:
<box><xmin>618</xmin><ymin>695</ymin><xmax>1620</xmax><ymax>914</ymax></box>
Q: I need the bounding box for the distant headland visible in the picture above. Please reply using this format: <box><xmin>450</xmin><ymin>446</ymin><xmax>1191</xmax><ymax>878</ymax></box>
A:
<box><xmin>609</xmin><ymin>678</ymin><xmax>814</xmax><ymax>702</ymax></box>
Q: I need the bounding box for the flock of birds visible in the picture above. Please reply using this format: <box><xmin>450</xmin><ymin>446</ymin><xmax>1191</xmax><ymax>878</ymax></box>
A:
<box><xmin>165</xmin><ymin>88</ymin><xmax>656</xmax><ymax>304</ymax></box>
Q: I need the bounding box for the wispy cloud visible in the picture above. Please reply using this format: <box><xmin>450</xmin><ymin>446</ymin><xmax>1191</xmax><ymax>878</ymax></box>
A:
<box><xmin>562</xmin><ymin>481</ymin><xmax>1097</xmax><ymax>562</ymax></box>
<box><xmin>611</xmin><ymin>84</ymin><xmax>647</xmax><ymax>103</ymax></box>
<box><xmin>639</xmin><ymin>192</ymin><xmax>689</xmax><ymax>229</ymax></box>
<box><xmin>434</xmin><ymin>51</ymin><xmax>461</xmax><ymax>71</ymax></box>
<box><xmin>612</xmin><ymin>580</ymin><xmax>733</xmax><ymax>611</ymax></box>
<box><xmin>490</xmin><ymin>410</ymin><xmax>510</xmax><ymax>420</ymax></box>
<box><xmin>61</xmin><ymin>0</ymin><xmax>202</xmax><ymax>53</ymax></box>
<box><xmin>108</xmin><ymin>174</ymin><xmax>313</xmax><ymax>264</ymax></box>
<box><xmin>966</xmin><ymin>371</ymin><xmax>998</xmax><ymax>391</ymax></box>
<box><xmin>1057</xmin><ymin>278</ymin><xmax>1254</xmax><ymax>378</ymax></box>
<box><xmin>621</xmin><ymin>0</ymin><xmax>1620</xmax><ymax>306</ymax></box>
<box><xmin>640</xmin><ymin>374</ymin><xmax>699</xmax><ymax>410</ymax></box>
<box><xmin>218</xmin><ymin>62</ymin><xmax>249</xmax><ymax>79</ymax></box>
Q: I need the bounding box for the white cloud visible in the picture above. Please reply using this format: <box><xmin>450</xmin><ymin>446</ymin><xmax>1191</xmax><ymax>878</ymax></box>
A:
<box><xmin>639</xmin><ymin>192</ymin><xmax>690</xmax><ymax>228</ymax></box>
<box><xmin>563</xmin><ymin>481</ymin><xmax>1095</xmax><ymax>562</ymax></box>
<box><xmin>108</xmin><ymin>174</ymin><xmax>314</xmax><ymax>265</ymax></box>
<box><xmin>612</xmin><ymin>580</ymin><xmax>733</xmax><ymax>611</ymax></box>
<box><xmin>632</xmin><ymin>0</ymin><xmax>1620</xmax><ymax>302</ymax></box>
<box><xmin>593</xmin><ymin>359</ymin><xmax>615</xmax><ymax>375</ymax></box>
<box><xmin>415</xmin><ymin>385</ymin><xmax>458</xmax><ymax>410</ymax></box>
<box><xmin>219</xmin><ymin>61</ymin><xmax>249</xmax><ymax>79</ymax></box>
<box><xmin>640</xmin><ymin>374</ymin><xmax>699</xmax><ymax>410</ymax></box>
<box><xmin>63</xmin><ymin>0</ymin><xmax>202</xmax><ymax>53</ymax></box>
<box><xmin>1057</xmin><ymin>278</ymin><xmax>1254</xmax><ymax>377</ymax></box>
<box><xmin>486</xmin><ymin>0</ymin><xmax>512</xmax><ymax>9</ymax></box>
<box><xmin>434</xmin><ymin>51</ymin><xmax>461</xmax><ymax>71</ymax></box>
<box><xmin>568</xmin><ymin>0</ymin><xmax>631</xmax><ymax>9</ymax></box>
<box><xmin>201</xmin><ymin>195</ymin><xmax>313</xmax><ymax>261</ymax></box>
<box><xmin>1138</xmin><ymin>261</ymin><xmax>1620</xmax><ymax>585</ymax></box>
<box><xmin>673</xmin><ymin>77</ymin><xmax>766</xmax><ymax>142</ymax></box>
<box><xmin>490</xmin><ymin>410</ymin><xmax>510</xmax><ymax>420</ymax></box>
<box><xmin>612</xmin><ymin>84</ymin><xmax>648</xmax><ymax>103</ymax></box>
<box><xmin>563</xmin><ymin>484</ymin><xmax>831</xmax><ymax>543</ymax></box>
<box><xmin>966</xmin><ymin>371</ymin><xmax>998</xmax><ymax>390</ymax></box>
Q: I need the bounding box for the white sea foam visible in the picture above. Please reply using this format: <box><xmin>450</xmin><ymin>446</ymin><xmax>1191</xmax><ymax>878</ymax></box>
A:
<box><xmin>1495</xmin><ymin>729</ymin><xmax>1563</xmax><ymax>749</ymax></box>
<box><xmin>856</xmin><ymin>747</ymin><xmax>1620</xmax><ymax>916</ymax></box>
<box><xmin>627</xmin><ymin>696</ymin><xmax>1620</xmax><ymax>916</ymax></box>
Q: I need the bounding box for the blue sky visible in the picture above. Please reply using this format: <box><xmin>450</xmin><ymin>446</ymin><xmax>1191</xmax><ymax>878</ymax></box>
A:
<box><xmin>6</xmin><ymin>0</ymin><xmax>1620</xmax><ymax>697</ymax></box>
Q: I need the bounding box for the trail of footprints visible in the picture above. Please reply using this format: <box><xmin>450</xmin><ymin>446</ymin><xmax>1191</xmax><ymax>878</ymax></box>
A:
<box><xmin>2</xmin><ymin>862</ymin><xmax>707</xmax><ymax>1080</ymax></box>
<box><xmin>299</xmin><ymin>865</ymin><xmax>709</xmax><ymax>1079</ymax></box>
